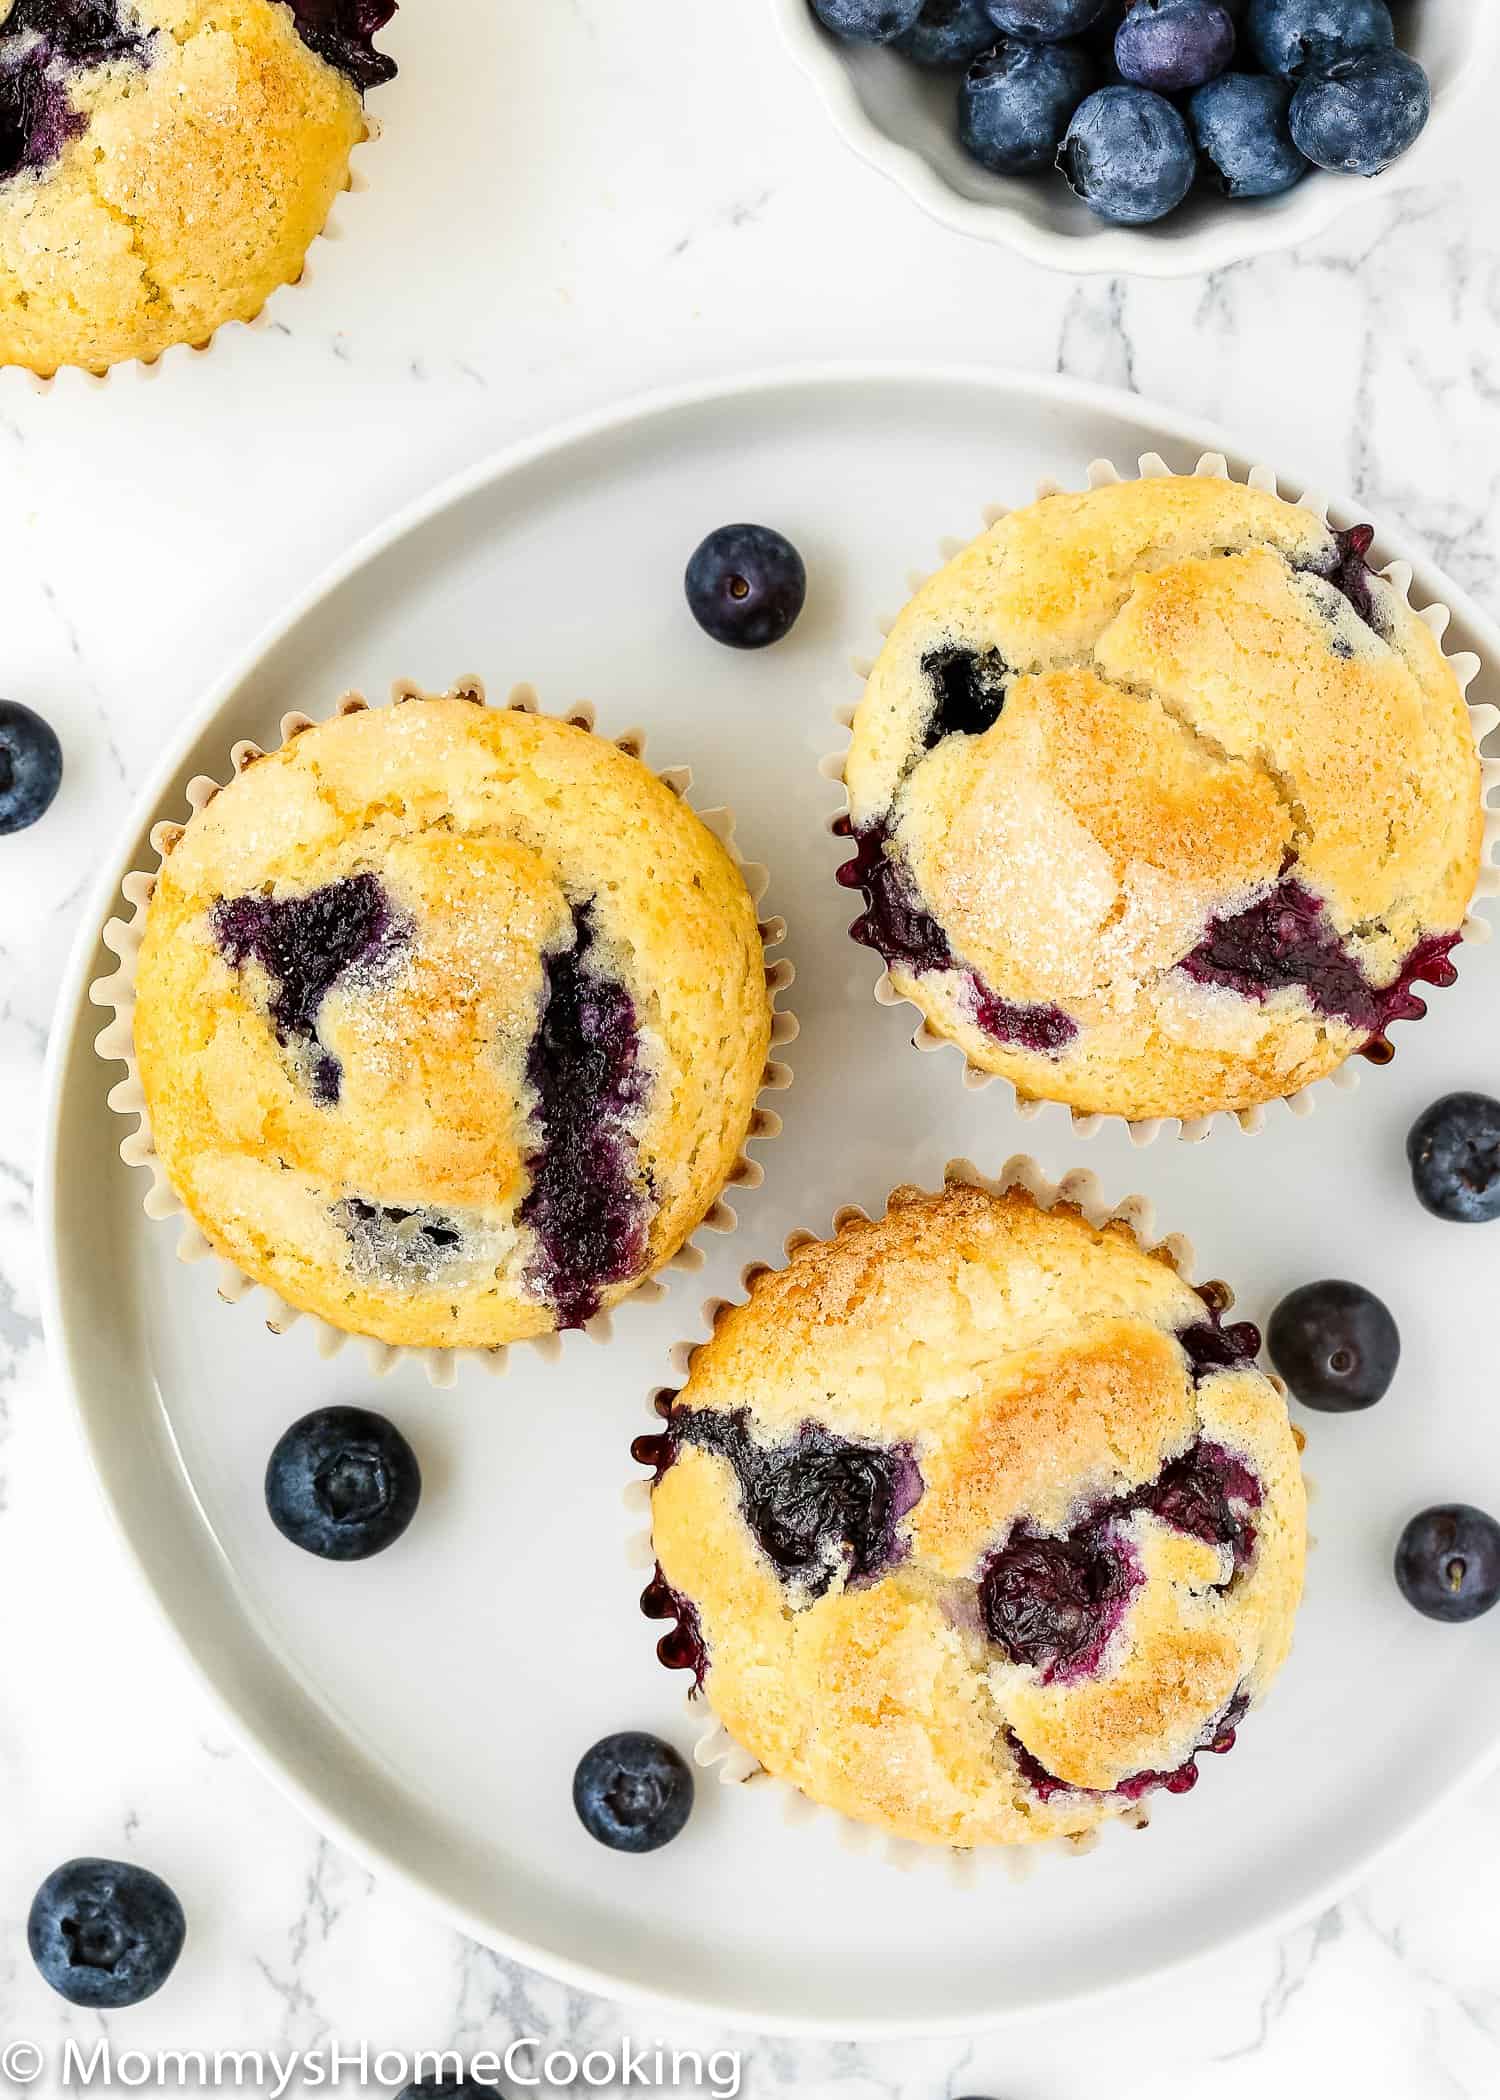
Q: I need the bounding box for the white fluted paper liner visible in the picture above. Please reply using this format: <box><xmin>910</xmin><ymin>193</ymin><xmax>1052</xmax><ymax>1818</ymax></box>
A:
<box><xmin>89</xmin><ymin>677</ymin><xmax>797</xmax><ymax>1391</ymax></box>
<box><xmin>625</xmin><ymin>1152</ymin><xmax>1304</xmax><ymax>1878</ymax></box>
<box><xmin>821</xmin><ymin>449</ymin><xmax>1500</xmax><ymax>1147</ymax></box>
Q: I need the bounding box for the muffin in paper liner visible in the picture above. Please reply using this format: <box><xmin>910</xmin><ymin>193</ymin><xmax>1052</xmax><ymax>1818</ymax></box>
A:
<box><xmin>0</xmin><ymin>0</ymin><xmax>394</xmax><ymax>382</ymax></box>
<box><xmin>821</xmin><ymin>451</ymin><xmax>1500</xmax><ymax>1146</ymax></box>
<box><xmin>626</xmin><ymin>1155</ymin><xmax>1307</xmax><ymax>1875</ymax></box>
<box><xmin>89</xmin><ymin>677</ymin><xmax>796</xmax><ymax>1391</ymax></box>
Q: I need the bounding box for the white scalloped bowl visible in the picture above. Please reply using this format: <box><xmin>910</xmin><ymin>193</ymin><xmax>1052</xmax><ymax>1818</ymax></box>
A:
<box><xmin>771</xmin><ymin>0</ymin><xmax>1498</xmax><ymax>276</ymax></box>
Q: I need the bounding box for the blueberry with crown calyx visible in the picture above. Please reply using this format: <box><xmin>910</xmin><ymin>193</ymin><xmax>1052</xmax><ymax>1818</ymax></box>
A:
<box><xmin>573</xmin><ymin>1732</ymin><xmax>694</xmax><ymax>1852</ymax></box>
<box><xmin>29</xmin><ymin>1859</ymin><xmax>185</xmax><ymax>2008</ymax></box>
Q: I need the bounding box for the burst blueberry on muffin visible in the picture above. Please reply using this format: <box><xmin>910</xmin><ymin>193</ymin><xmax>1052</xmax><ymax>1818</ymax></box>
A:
<box><xmin>838</xmin><ymin>471</ymin><xmax>1483</xmax><ymax>1126</ymax></box>
<box><xmin>0</xmin><ymin>0</ymin><xmax>395</xmax><ymax>375</ymax></box>
<box><xmin>127</xmin><ymin>687</ymin><xmax>776</xmax><ymax>1351</ymax></box>
<box><xmin>637</xmin><ymin>1176</ymin><xmax>1305</xmax><ymax>1847</ymax></box>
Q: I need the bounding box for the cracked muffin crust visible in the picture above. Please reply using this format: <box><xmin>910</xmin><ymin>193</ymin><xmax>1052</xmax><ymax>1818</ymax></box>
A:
<box><xmin>0</xmin><ymin>0</ymin><xmax>395</xmax><ymax>375</ymax></box>
<box><xmin>131</xmin><ymin>689</ymin><xmax>774</xmax><ymax>1350</ymax></box>
<box><xmin>839</xmin><ymin>474</ymin><xmax>1483</xmax><ymax>1124</ymax></box>
<box><xmin>637</xmin><ymin>1180</ymin><xmax>1306</xmax><ymax>1848</ymax></box>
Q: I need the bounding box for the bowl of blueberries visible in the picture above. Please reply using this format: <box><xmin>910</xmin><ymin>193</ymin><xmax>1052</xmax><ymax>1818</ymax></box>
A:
<box><xmin>776</xmin><ymin>0</ymin><xmax>1497</xmax><ymax>272</ymax></box>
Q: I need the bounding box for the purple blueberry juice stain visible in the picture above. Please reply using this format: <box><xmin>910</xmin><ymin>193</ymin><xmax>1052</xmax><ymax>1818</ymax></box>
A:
<box><xmin>639</xmin><ymin>1565</ymin><xmax>709</xmax><ymax>1690</ymax></box>
<box><xmin>919</xmin><ymin>644</ymin><xmax>1009</xmax><ymax>749</ymax></box>
<box><xmin>0</xmin><ymin>45</ymin><xmax>83</xmax><ymax>178</ymax></box>
<box><xmin>331</xmin><ymin>1198</ymin><xmax>463</xmax><ymax>1289</ymax></box>
<box><xmin>1305</xmin><ymin>523</ymin><xmax>1383</xmax><ymax>634</ymax></box>
<box><xmin>5</xmin><ymin>0</ymin><xmax>152</xmax><ymax>69</ymax></box>
<box><xmin>277</xmin><ymin>0</ymin><xmax>397</xmax><ymax>89</ymax></box>
<box><xmin>518</xmin><ymin>903</ymin><xmax>649</xmax><ymax>1330</ymax></box>
<box><xmin>836</xmin><ymin>817</ymin><xmax>1078</xmax><ymax>1057</ymax></box>
<box><xmin>1178</xmin><ymin>869</ymin><xmax>1459</xmax><ymax>1058</ymax></box>
<box><xmin>639</xmin><ymin>1407</ymin><xmax>923</xmax><ymax>1601</ymax></box>
<box><xmin>211</xmin><ymin>872</ymin><xmax>409</xmax><ymax>1105</ymax></box>
<box><xmin>1176</xmin><ymin>1294</ymin><xmax>1262</xmax><ymax>1384</ymax></box>
<box><xmin>1008</xmin><ymin>1687</ymin><xmax>1251</xmax><ymax>1806</ymax></box>
<box><xmin>981</xmin><ymin>1432</ymin><xmax>1264</xmax><ymax>1681</ymax></box>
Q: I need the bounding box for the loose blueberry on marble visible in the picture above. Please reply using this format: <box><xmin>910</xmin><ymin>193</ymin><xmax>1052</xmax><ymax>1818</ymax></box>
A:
<box><xmin>810</xmin><ymin>0</ymin><xmax>925</xmax><ymax>41</ymax></box>
<box><xmin>684</xmin><ymin>523</ymin><xmax>807</xmax><ymax>650</ymax></box>
<box><xmin>1395</xmin><ymin>1506</ymin><xmax>1500</xmax><ymax>1625</ymax></box>
<box><xmin>279</xmin><ymin>0</ymin><xmax>398</xmax><ymax>91</ymax></box>
<box><xmin>0</xmin><ymin>697</ymin><xmax>63</xmax><ymax>834</ymax></box>
<box><xmin>983</xmin><ymin>0</ymin><xmax>1110</xmax><ymax>38</ymax></box>
<box><xmin>1115</xmin><ymin>0</ymin><xmax>1235</xmax><ymax>92</ymax></box>
<box><xmin>265</xmin><ymin>1405</ymin><xmax>421</xmax><ymax>1560</ymax></box>
<box><xmin>1057</xmin><ymin>84</ymin><xmax>1195</xmax><ymax>222</ymax></box>
<box><xmin>961</xmin><ymin>38</ymin><xmax>1097</xmax><ymax>173</ymax></box>
<box><xmin>1407</xmin><ymin>1093</ymin><xmax>1500</xmax><ymax>1225</ymax></box>
<box><xmin>1289</xmin><ymin>47</ymin><xmax>1428</xmax><ymax>175</ymax></box>
<box><xmin>1245</xmin><ymin>0</ymin><xmax>1393</xmax><ymax>79</ymax></box>
<box><xmin>894</xmin><ymin>0</ymin><xmax>997</xmax><ymax>65</ymax></box>
<box><xmin>519</xmin><ymin>903</ymin><xmax>648</xmax><ymax>1327</ymax></box>
<box><xmin>573</xmin><ymin>1732</ymin><xmax>694</xmax><ymax>1853</ymax></box>
<box><xmin>1267</xmin><ymin>1279</ymin><xmax>1399</xmax><ymax>1413</ymax></box>
<box><xmin>1189</xmin><ymin>71</ymin><xmax>1307</xmax><ymax>193</ymax></box>
<box><xmin>28</xmin><ymin>1859</ymin><xmax>186</xmax><ymax>2009</ymax></box>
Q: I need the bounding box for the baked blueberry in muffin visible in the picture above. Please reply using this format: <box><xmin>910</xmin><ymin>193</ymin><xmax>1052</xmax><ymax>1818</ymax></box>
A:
<box><xmin>0</xmin><ymin>0</ymin><xmax>395</xmax><ymax>375</ymax></box>
<box><xmin>839</xmin><ymin>471</ymin><xmax>1483</xmax><ymax>1125</ymax></box>
<box><xmin>126</xmin><ymin>687</ymin><xmax>777</xmax><ymax>1352</ymax></box>
<box><xmin>637</xmin><ymin>1176</ymin><xmax>1305</xmax><ymax>1846</ymax></box>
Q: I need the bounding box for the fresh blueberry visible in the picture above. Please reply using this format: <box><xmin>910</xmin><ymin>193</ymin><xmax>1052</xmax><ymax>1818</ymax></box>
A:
<box><xmin>1115</xmin><ymin>1</ymin><xmax>1235</xmax><ymax>92</ymax></box>
<box><xmin>265</xmin><ymin>1405</ymin><xmax>421</xmax><ymax>1560</ymax></box>
<box><xmin>28</xmin><ymin>1859</ymin><xmax>185</xmax><ymax>2008</ymax></box>
<box><xmin>573</xmin><ymin>1732</ymin><xmax>694</xmax><ymax>1853</ymax></box>
<box><xmin>1058</xmin><ymin>83</ymin><xmax>1195</xmax><ymax>222</ymax></box>
<box><xmin>1188</xmin><ymin>71</ymin><xmax>1308</xmax><ymax>195</ymax></box>
<box><xmin>1245</xmin><ymin>0</ymin><xmax>1392</xmax><ymax>80</ymax></box>
<box><xmin>684</xmin><ymin>524</ymin><xmax>807</xmax><ymax>650</ymax></box>
<box><xmin>893</xmin><ymin>0</ymin><xmax>996</xmax><ymax>65</ymax></box>
<box><xmin>809</xmin><ymin>0</ymin><xmax>925</xmax><ymax>41</ymax></box>
<box><xmin>0</xmin><ymin>698</ymin><xmax>63</xmax><ymax>835</ymax></box>
<box><xmin>1395</xmin><ymin>1506</ymin><xmax>1500</xmax><ymax>1625</ymax></box>
<box><xmin>983</xmin><ymin>0</ymin><xmax>1110</xmax><ymax>37</ymax></box>
<box><xmin>1267</xmin><ymin>1280</ymin><xmax>1399</xmax><ymax>1413</ymax></box>
<box><xmin>960</xmin><ymin>37</ymin><xmax>1096</xmax><ymax>173</ymax></box>
<box><xmin>1407</xmin><ymin>1092</ymin><xmax>1500</xmax><ymax>1225</ymax></box>
<box><xmin>1290</xmin><ymin>47</ymin><xmax>1429</xmax><ymax>176</ymax></box>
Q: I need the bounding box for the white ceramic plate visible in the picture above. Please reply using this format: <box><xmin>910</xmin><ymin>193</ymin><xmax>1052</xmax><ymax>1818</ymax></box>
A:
<box><xmin>771</xmin><ymin>0</ymin><xmax>1500</xmax><ymax>276</ymax></box>
<box><xmin>40</xmin><ymin>366</ymin><xmax>1500</xmax><ymax>2036</ymax></box>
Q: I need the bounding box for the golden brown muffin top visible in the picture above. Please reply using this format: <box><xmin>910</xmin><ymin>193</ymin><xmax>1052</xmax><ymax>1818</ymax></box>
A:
<box><xmin>132</xmin><ymin>690</ymin><xmax>774</xmax><ymax>1351</ymax></box>
<box><xmin>646</xmin><ymin>1180</ymin><xmax>1306</xmax><ymax>1846</ymax></box>
<box><xmin>842</xmin><ymin>474</ymin><xmax>1483</xmax><ymax>1124</ymax></box>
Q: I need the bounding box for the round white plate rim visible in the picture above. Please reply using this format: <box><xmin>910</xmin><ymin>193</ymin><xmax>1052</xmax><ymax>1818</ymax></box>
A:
<box><xmin>36</xmin><ymin>360</ymin><xmax>1500</xmax><ymax>2039</ymax></box>
<box><xmin>769</xmin><ymin>0</ymin><xmax>1500</xmax><ymax>277</ymax></box>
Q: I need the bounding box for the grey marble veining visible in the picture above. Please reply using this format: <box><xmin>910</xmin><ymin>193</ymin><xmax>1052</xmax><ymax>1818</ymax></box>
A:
<box><xmin>3</xmin><ymin>2</ymin><xmax>1500</xmax><ymax>2095</ymax></box>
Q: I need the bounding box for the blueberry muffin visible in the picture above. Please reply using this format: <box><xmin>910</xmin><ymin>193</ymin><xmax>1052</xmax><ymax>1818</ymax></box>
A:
<box><xmin>839</xmin><ymin>472</ymin><xmax>1483</xmax><ymax>1125</ymax></box>
<box><xmin>0</xmin><ymin>0</ymin><xmax>395</xmax><ymax>375</ymax></box>
<box><xmin>127</xmin><ymin>687</ymin><xmax>777</xmax><ymax>1351</ymax></box>
<box><xmin>638</xmin><ymin>1177</ymin><xmax>1305</xmax><ymax>1847</ymax></box>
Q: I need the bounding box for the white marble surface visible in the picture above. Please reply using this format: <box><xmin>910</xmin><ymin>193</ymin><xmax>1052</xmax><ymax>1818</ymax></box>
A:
<box><xmin>4</xmin><ymin>1</ymin><xmax>1500</xmax><ymax>2093</ymax></box>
